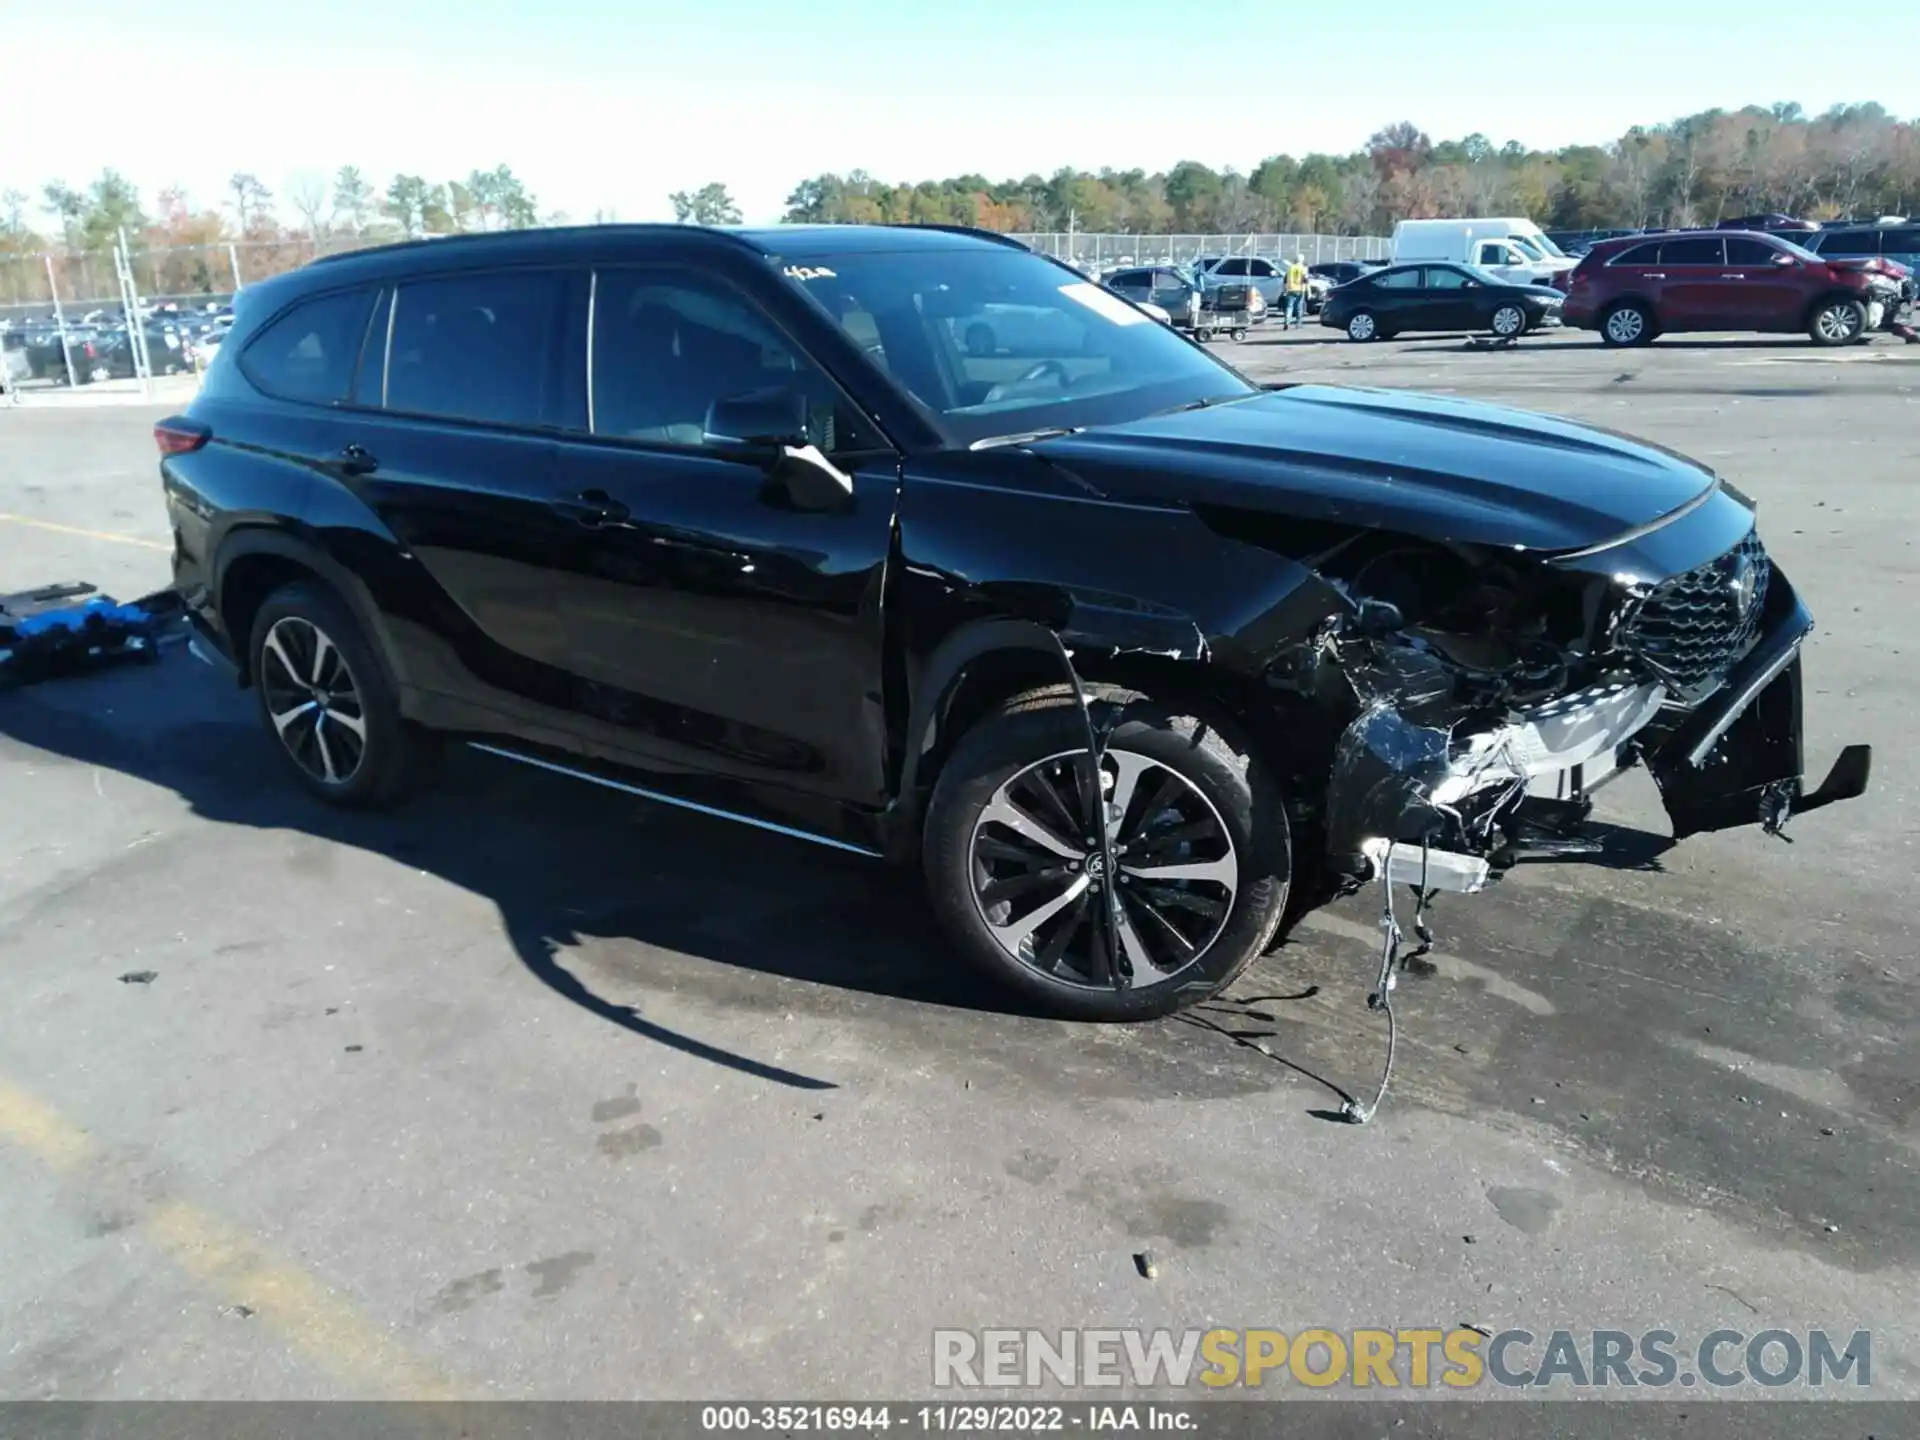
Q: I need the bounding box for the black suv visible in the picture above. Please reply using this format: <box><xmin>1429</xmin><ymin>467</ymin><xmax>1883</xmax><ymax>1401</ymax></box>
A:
<box><xmin>159</xmin><ymin>224</ymin><xmax>1868</xmax><ymax>1020</ymax></box>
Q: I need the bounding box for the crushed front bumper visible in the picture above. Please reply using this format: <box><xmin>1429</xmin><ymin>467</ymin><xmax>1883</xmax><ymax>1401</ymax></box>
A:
<box><xmin>1323</xmin><ymin>567</ymin><xmax>1871</xmax><ymax>879</ymax></box>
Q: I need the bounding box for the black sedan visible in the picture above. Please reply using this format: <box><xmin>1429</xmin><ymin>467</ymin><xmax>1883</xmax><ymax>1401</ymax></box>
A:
<box><xmin>1319</xmin><ymin>263</ymin><xmax>1564</xmax><ymax>342</ymax></box>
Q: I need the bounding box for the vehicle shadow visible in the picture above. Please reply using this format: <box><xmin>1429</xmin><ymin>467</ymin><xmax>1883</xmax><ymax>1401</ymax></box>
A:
<box><xmin>0</xmin><ymin>649</ymin><xmax>1371</xmax><ymax>1112</ymax></box>
<box><xmin>0</xmin><ymin>655</ymin><xmax>1069</xmax><ymax>1093</ymax></box>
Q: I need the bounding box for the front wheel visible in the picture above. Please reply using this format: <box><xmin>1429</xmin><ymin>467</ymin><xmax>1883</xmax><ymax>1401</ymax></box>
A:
<box><xmin>922</xmin><ymin>690</ymin><xmax>1292</xmax><ymax>1021</ymax></box>
<box><xmin>1490</xmin><ymin>303</ymin><xmax>1528</xmax><ymax>338</ymax></box>
<box><xmin>1346</xmin><ymin>310</ymin><xmax>1379</xmax><ymax>342</ymax></box>
<box><xmin>1809</xmin><ymin>297</ymin><xmax>1867</xmax><ymax>346</ymax></box>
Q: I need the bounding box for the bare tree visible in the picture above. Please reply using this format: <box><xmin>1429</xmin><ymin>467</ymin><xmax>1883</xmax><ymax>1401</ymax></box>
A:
<box><xmin>228</xmin><ymin>172</ymin><xmax>275</xmax><ymax>234</ymax></box>
<box><xmin>287</xmin><ymin>172</ymin><xmax>330</xmax><ymax>243</ymax></box>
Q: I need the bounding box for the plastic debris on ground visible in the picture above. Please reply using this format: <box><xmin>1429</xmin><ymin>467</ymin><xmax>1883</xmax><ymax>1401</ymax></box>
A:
<box><xmin>0</xmin><ymin>582</ymin><xmax>183</xmax><ymax>687</ymax></box>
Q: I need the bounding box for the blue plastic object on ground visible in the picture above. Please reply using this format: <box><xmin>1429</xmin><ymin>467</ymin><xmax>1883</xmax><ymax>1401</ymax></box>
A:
<box><xmin>0</xmin><ymin>582</ymin><xmax>180</xmax><ymax>685</ymax></box>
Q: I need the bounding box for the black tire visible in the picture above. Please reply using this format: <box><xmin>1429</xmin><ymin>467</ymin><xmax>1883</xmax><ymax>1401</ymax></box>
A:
<box><xmin>1490</xmin><ymin>303</ymin><xmax>1528</xmax><ymax>339</ymax></box>
<box><xmin>922</xmin><ymin>688</ymin><xmax>1291</xmax><ymax>1021</ymax></box>
<box><xmin>246</xmin><ymin>580</ymin><xmax>432</xmax><ymax>809</ymax></box>
<box><xmin>1346</xmin><ymin>309</ymin><xmax>1380</xmax><ymax>342</ymax></box>
<box><xmin>1600</xmin><ymin>301</ymin><xmax>1654</xmax><ymax>347</ymax></box>
<box><xmin>1808</xmin><ymin>296</ymin><xmax>1867</xmax><ymax>346</ymax></box>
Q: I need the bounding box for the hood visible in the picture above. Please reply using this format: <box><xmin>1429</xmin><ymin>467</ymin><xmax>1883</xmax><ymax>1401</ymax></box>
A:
<box><xmin>1031</xmin><ymin>386</ymin><xmax>1719</xmax><ymax>552</ymax></box>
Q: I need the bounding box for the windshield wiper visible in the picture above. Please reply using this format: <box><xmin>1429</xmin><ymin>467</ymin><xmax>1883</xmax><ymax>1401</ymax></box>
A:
<box><xmin>1151</xmin><ymin>393</ymin><xmax>1252</xmax><ymax>417</ymax></box>
<box><xmin>969</xmin><ymin>426</ymin><xmax>1084</xmax><ymax>450</ymax></box>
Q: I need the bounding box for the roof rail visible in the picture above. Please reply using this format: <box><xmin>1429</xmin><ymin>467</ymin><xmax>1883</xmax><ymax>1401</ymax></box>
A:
<box><xmin>307</xmin><ymin>223</ymin><xmax>766</xmax><ymax>269</ymax></box>
<box><xmin>896</xmin><ymin>224</ymin><xmax>1031</xmax><ymax>250</ymax></box>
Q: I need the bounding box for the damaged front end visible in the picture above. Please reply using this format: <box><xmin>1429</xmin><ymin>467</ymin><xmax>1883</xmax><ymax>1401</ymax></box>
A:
<box><xmin>1284</xmin><ymin>516</ymin><xmax>1871</xmax><ymax>900</ymax></box>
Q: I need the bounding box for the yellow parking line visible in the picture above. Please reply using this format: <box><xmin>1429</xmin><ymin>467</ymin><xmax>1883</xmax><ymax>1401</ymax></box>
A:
<box><xmin>0</xmin><ymin>511</ymin><xmax>170</xmax><ymax>551</ymax></box>
<box><xmin>0</xmin><ymin>1074</ymin><xmax>458</xmax><ymax>1399</ymax></box>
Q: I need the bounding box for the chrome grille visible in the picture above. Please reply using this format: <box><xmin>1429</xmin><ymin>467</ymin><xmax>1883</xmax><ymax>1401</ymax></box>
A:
<box><xmin>1615</xmin><ymin>530</ymin><xmax>1770</xmax><ymax>695</ymax></box>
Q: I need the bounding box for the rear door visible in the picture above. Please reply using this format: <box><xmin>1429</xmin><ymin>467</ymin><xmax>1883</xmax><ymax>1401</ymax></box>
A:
<box><xmin>542</xmin><ymin>262</ymin><xmax>901</xmax><ymax>807</ymax></box>
<box><xmin>1653</xmin><ymin>236</ymin><xmax>1725</xmax><ymax>329</ymax></box>
<box><xmin>324</xmin><ymin>266</ymin><xmax>592</xmax><ymax>715</ymax></box>
<box><xmin>1368</xmin><ymin>265</ymin><xmax>1428</xmax><ymax>328</ymax></box>
<box><xmin>1146</xmin><ymin>268</ymin><xmax>1192</xmax><ymax>317</ymax></box>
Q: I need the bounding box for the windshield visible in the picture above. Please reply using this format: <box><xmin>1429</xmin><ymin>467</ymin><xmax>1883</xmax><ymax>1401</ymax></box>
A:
<box><xmin>1507</xmin><ymin>235</ymin><xmax>1547</xmax><ymax>261</ymax></box>
<box><xmin>780</xmin><ymin>246</ymin><xmax>1256</xmax><ymax>446</ymax></box>
<box><xmin>1523</xmin><ymin>231</ymin><xmax>1569</xmax><ymax>260</ymax></box>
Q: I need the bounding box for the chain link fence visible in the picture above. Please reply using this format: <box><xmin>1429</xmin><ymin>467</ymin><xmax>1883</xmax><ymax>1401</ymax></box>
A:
<box><xmin>1013</xmin><ymin>233</ymin><xmax>1392</xmax><ymax>270</ymax></box>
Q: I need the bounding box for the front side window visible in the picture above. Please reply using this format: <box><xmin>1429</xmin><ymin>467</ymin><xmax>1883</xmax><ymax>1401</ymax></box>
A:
<box><xmin>1724</xmin><ymin>237</ymin><xmax>1782</xmax><ymax>266</ymax></box>
<box><xmin>591</xmin><ymin>267</ymin><xmax>873</xmax><ymax>453</ymax></box>
<box><xmin>1425</xmin><ymin>267</ymin><xmax>1472</xmax><ymax>290</ymax></box>
<box><xmin>385</xmin><ymin>271</ymin><xmax>563</xmax><ymax>428</ymax></box>
<box><xmin>1476</xmin><ymin>242</ymin><xmax>1509</xmax><ymax>266</ymax></box>
<box><xmin>239</xmin><ymin>287</ymin><xmax>377</xmax><ymax>404</ymax></box>
<box><xmin>782</xmin><ymin>246</ymin><xmax>1253</xmax><ymax>446</ymax></box>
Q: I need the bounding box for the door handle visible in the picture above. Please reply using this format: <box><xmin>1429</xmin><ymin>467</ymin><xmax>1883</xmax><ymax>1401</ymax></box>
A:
<box><xmin>552</xmin><ymin>488</ymin><xmax>630</xmax><ymax>527</ymax></box>
<box><xmin>1719</xmin><ymin>273</ymin><xmax>1747</xmax><ymax>279</ymax></box>
<box><xmin>1645</xmin><ymin>272</ymin><xmax>1667</xmax><ymax>279</ymax></box>
<box><xmin>338</xmin><ymin>443</ymin><xmax>378</xmax><ymax>475</ymax></box>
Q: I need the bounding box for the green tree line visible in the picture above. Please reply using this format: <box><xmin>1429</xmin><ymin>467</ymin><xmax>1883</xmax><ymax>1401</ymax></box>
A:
<box><xmin>780</xmin><ymin>103</ymin><xmax>1920</xmax><ymax>233</ymax></box>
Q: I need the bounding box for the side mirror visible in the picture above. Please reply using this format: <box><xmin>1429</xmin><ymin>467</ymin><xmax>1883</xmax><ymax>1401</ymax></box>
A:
<box><xmin>1772</xmin><ymin>253</ymin><xmax>1797</xmax><ymax>267</ymax></box>
<box><xmin>703</xmin><ymin>387</ymin><xmax>809</xmax><ymax>449</ymax></box>
<box><xmin>705</xmin><ymin>387</ymin><xmax>856</xmax><ymax>513</ymax></box>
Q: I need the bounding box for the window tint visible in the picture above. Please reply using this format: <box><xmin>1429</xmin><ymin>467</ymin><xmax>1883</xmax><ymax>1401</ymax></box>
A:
<box><xmin>1425</xmin><ymin>267</ymin><xmax>1471</xmax><ymax>290</ymax></box>
<box><xmin>1215</xmin><ymin>258</ymin><xmax>1248</xmax><ymax>276</ymax></box>
<box><xmin>1659</xmin><ymin>238</ymin><xmax>1723</xmax><ymax>265</ymax></box>
<box><xmin>239</xmin><ymin>287</ymin><xmax>376</xmax><ymax>404</ymax></box>
<box><xmin>1816</xmin><ymin>230</ymin><xmax>1879</xmax><ymax>257</ymax></box>
<box><xmin>1109</xmin><ymin>270</ymin><xmax>1146</xmax><ymax>287</ymax></box>
<box><xmin>591</xmin><ymin>267</ymin><xmax>871</xmax><ymax>453</ymax></box>
<box><xmin>1610</xmin><ymin>242</ymin><xmax>1662</xmax><ymax>266</ymax></box>
<box><xmin>1883</xmin><ymin>229</ymin><xmax>1920</xmax><ymax>255</ymax></box>
<box><xmin>1475</xmin><ymin>242</ymin><xmax>1508</xmax><ymax>265</ymax></box>
<box><xmin>1724</xmin><ymin>237</ymin><xmax>1782</xmax><ymax>265</ymax></box>
<box><xmin>1247</xmin><ymin>260</ymin><xmax>1276</xmax><ymax>277</ymax></box>
<box><xmin>385</xmin><ymin>271</ymin><xmax>562</xmax><ymax>427</ymax></box>
<box><xmin>1375</xmin><ymin>268</ymin><xmax>1423</xmax><ymax>289</ymax></box>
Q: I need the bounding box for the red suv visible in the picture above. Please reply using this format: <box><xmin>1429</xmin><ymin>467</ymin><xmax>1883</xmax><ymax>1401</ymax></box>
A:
<box><xmin>1561</xmin><ymin>229</ymin><xmax>1900</xmax><ymax>347</ymax></box>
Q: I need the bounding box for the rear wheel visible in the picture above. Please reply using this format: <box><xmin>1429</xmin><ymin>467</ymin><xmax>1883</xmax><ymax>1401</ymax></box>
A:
<box><xmin>247</xmin><ymin>581</ymin><xmax>432</xmax><ymax>809</ymax></box>
<box><xmin>1601</xmin><ymin>301</ymin><xmax>1653</xmax><ymax>347</ymax></box>
<box><xmin>1346</xmin><ymin>310</ymin><xmax>1379</xmax><ymax>342</ymax></box>
<box><xmin>1809</xmin><ymin>296</ymin><xmax>1867</xmax><ymax>346</ymax></box>
<box><xmin>923</xmin><ymin>689</ymin><xmax>1291</xmax><ymax>1021</ymax></box>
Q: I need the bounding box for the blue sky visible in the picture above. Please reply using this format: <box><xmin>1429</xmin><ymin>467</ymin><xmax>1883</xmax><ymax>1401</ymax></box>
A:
<box><xmin>6</xmin><ymin>0</ymin><xmax>1918</xmax><ymax>227</ymax></box>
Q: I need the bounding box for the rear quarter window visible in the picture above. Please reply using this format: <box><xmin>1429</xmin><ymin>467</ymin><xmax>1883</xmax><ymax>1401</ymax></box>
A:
<box><xmin>239</xmin><ymin>287</ymin><xmax>378</xmax><ymax>404</ymax></box>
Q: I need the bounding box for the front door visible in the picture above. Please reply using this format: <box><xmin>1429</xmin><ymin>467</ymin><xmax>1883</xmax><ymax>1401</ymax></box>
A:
<box><xmin>545</xmin><ymin>264</ymin><xmax>900</xmax><ymax>808</ymax></box>
<box><xmin>1720</xmin><ymin>236</ymin><xmax>1807</xmax><ymax>329</ymax></box>
<box><xmin>1473</xmin><ymin>240</ymin><xmax>1532</xmax><ymax>286</ymax></box>
<box><xmin>1419</xmin><ymin>265</ymin><xmax>1483</xmax><ymax>330</ymax></box>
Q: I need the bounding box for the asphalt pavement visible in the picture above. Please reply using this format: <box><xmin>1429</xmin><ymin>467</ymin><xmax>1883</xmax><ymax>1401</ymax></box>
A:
<box><xmin>0</xmin><ymin>330</ymin><xmax>1915</xmax><ymax>1405</ymax></box>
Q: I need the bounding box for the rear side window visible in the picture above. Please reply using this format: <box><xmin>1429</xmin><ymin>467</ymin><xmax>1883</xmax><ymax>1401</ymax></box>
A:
<box><xmin>1883</xmin><ymin>228</ymin><xmax>1920</xmax><ymax>256</ymax></box>
<box><xmin>1659</xmin><ymin>238</ymin><xmax>1723</xmax><ymax>265</ymax></box>
<box><xmin>1609</xmin><ymin>242</ymin><xmax>1662</xmax><ymax>266</ymax></box>
<box><xmin>1109</xmin><ymin>270</ymin><xmax>1146</xmax><ymax>287</ymax></box>
<box><xmin>1215</xmin><ymin>259</ymin><xmax>1248</xmax><ymax>276</ymax></box>
<box><xmin>385</xmin><ymin>270</ymin><xmax>563</xmax><ymax>428</ymax></box>
<box><xmin>1375</xmin><ymin>268</ymin><xmax>1422</xmax><ymax>289</ymax></box>
<box><xmin>239</xmin><ymin>287</ymin><xmax>377</xmax><ymax>404</ymax></box>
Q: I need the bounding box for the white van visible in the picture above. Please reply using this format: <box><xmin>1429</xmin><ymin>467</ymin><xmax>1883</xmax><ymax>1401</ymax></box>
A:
<box><xmin>1390</xmin><ymin>218</ymin><xmax>1577</xmax><ymax>287</ymax></box>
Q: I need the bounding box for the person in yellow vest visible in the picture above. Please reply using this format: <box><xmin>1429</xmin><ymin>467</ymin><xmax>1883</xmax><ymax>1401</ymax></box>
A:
<box><xmin>1281</xmin><ymin>254</ymin><xmax>1310</xmax><ymax>330</ymax></box>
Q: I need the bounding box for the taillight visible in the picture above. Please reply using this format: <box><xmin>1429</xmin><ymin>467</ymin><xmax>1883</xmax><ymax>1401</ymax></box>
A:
<box><xmin>154</xmin><ymin>417</ymin><xmax>210</xmax><ymax>456</ymax></box>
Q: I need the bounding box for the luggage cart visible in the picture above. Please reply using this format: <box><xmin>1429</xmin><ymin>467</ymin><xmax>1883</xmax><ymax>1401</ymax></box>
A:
<box><xmin>1190</xmin><ymin>281</ymin><xmax>1266</xmax><ymax>343</ymax></box>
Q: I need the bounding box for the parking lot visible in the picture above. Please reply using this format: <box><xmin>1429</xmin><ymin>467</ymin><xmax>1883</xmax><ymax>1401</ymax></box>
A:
<box><xmin>2</xmin><ymin>328</ymin><xmax>1916</xmax><ymax>1403</ymax></box>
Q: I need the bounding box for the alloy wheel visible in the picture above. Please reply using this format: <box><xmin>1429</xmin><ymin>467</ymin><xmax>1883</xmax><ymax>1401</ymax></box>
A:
<box><xmin>259</xmin><ymin>616</ymin><xmax>369</xmax><ymax>786</ymax></box>
<box><xmin>1492</xmin><ymin>305</ymin><xmax>1525</xmax><ymax>337</ymax></box>
<box><xmin>967</xmin><ymin>748</ymin><xmax>1239</xmax><ymax>991</ymax></box>
<box><xmin>1815</xmin><ymin>302</ymin><xmax>1862</xmax><ymax>342</ymax></box>
<box><xmin>1605</xmin><ymin>307</ymin><xmax>1645</xmax><ymax>344</ymax></box>
<box><xmin>1348</xmin><ymin>312</ymin><xmax>1376</xmax><ymax>341</ymax></box>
